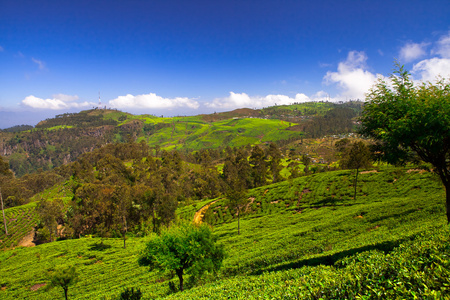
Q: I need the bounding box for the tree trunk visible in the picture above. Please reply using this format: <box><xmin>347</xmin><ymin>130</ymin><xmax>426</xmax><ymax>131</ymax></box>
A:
<box><xmin>237</xmin><ymin>210</ymin><xmax>240</xmax><ymax>235</ymax></box>
<box><xmin>446</xmin><ymin>183</ymin><xmax>450</xmax><ymax>224</ymax></box>
<box><xmin>435</xmin><ymin>171</ymin><xmax>450</xmax><ymax>224</ymax></box>
<box><xmin>64</xmin><ymin>287</ymin><xmax>68</xmax><ymax>300</ymax></box>
<box><xmin>176</xmin><ymin>268</ymin><xmax>184</xmax><ymax>291</ymax></box>
<box><xmin>354</xmin><ymin>168</ymin><xmax>359</xmax><ymax>200</ymax></box>
<box><xmin>152</xmin><ymin>207</ymin><xmax>157</xmax><ymax>233</ymax></box>
<box><xmin>122</xmin><ymin>215</ymin><xmax>127</xmax><ymax>249</ymax></box>
<box><xmin>0</xmin><ymin>188</ymin><xmax>7</xmax><ymax>235</ymax></box>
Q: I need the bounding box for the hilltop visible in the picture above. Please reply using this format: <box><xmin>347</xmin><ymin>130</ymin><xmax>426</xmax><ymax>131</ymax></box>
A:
<box><xmin>0</xmin><ymin>101</ymin><xmax>361</xmax><ymax>177</ymax></box>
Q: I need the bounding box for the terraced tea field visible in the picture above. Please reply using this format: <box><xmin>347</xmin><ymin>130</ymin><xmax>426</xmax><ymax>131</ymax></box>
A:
<box><xmin>0</xmin><ymin>202</ymin><xmax>38</xmax><ymax>249</ymax></box>
<box><xmin>0</xmin><ymin>166</ymin><xmax>447</xmax><ymax>299</ymax></box>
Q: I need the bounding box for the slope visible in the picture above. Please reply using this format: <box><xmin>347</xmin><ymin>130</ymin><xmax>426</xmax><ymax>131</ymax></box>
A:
<box><xmin>0</xmin><ymin>166</ymin><xmax>446</xmax><ymax>299</ymax></box>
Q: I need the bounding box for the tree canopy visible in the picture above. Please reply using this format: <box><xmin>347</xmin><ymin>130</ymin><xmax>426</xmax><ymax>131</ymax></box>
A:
<box><xmin>138</xmin><ymin>222</ymin><xmax>225</xmax><ymax>291</ymax></box>
<box><xmin>48</xmin><ymin>266</ymin><xmax>78</xmax><ymax>300</ymax></box>
<box><xmin>360</xmin><ymin>65</ymin><xmax>450</xmax><ymax>222</ymax></box>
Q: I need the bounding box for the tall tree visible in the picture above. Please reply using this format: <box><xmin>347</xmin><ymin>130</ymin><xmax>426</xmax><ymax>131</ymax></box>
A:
<box><xmin>267</xmin><ymin>143</ymin><xmax>282</xmax><ymax>183</ymax></box>
<box><xmin>0</xmin><ymin>188</ymin><xmax>7</xmax><ymax>236</ymax></box>
<box><xmin>360</xmin><ymin>65</ymin><xmax>450</xmax><ymax>222</ymax></box>
<box><xmin>225</xmin><ymin>177</ymin><xmax>247</xmax><ymax>235</ymax></box>
<box><xmin>249</xmin><ymin>145</ymin><xmax>267</xmax><ymax>187</ymax></box>
<box><xmin>0</xmin><ymin>155</ymin><xmax>13</xmax><ymax>235</ymax></box>
<box><xmin>36</xmin><ymin>198</ymin><xmax>66</xmax><ymax>243</ymax></box>
<box><xmin>222</xmin><ymin>148</ymin><xmax>249</xmax><ymax>234</ymax></box>
<box><xmin>338</xmin><ymin>141</ymin><xmax>372</xmax><ymax>200</ymax></box>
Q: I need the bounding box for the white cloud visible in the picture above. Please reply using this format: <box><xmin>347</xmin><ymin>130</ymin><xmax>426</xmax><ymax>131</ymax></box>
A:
<box><xmin>0</xmin><ymin>46</ymin><xmax>4</xmax><ymax>52</ymax></box>
<box><xmin>52</xmin><ymin>94</ymin><xmax>79</xmax><ymax>102</ymax></box>
<box><xmin>311</xmin><ymin>90</ymin><xmax>337</xmax><ymax>102</ymax></box>
<box><xmin>434</xmin><ymin>31</ymin><xmax>450</xmax><ymax>58</ymax></box>
<box><xmin>31</xmin><ymin>57</ymin><xmax>46</xmax><ymax>70</ymax></box>
<box><xmin>399</xmin><ymin>42</ymin><xmax>428</xmax><ymax>63</ymax></box>
<box><xmin>205</xmin><ymin>92</ymin><xmax>312</xmax><ymax>109</ymax></box>
<box><xmin>412</xmin><ymin>57</ymin><xmax>450</xmax><ymax>82</ymax></box>
<box><xmin>323</xmin><ymin>51</ymin><xmax>382</xmax><ymax>100</ymax></box>
<box><xmin>108</xmin><ymin>93</ymin><xmax>200</xmax><ymax>110</ymax></box>
<box><xmin>21</xmin><ymin>94</ymin><xmax>95</xmax><ymax>110</ymax></box>
<box><xmin>410</xmin><ymin>31</ymin><xmax>450</xmax><ymax>82</ymax></box>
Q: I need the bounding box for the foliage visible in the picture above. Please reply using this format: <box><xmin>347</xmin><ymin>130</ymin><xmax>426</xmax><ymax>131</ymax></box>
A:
<box><xmin>118</xmin><ymin>287</ymin><xmax>142</xmax><ymax>300</ymax></box>
<box><xmin>48</xmin><ymin>265</ymin><xmax>78</xmax><ymax>300</ymax></box>
<box><xmin>302</xmin><ymin>106</ymin><xmax>358</xmax><ymax>138</ymax></box>
<box><xmin>360</xmin><ymin>65</ymin><xmax>450</xmax><ymax>221</ymax></box>
<box><xmin>0</xmin><ymin>155</ymin><xmax>13</xmax><ymax>177</ymax></box>
<box><xmin>138</xmin><ymin>222</ymin><xmax>225</xmax><ymax>291</ymax></box>
<box><xmin>337</xmin><ymin>140</ymin><xmax>372</xmax><ymax>199</ymax></box>
<box><xmin>36</xmin><ymin>198</ymin><xmax>66</xmax><ymax>243</ymax></box>
<box><xmin>2</xmin><ymin>124</ymin><xmax>33</xmax><ymax>132</ymax></box>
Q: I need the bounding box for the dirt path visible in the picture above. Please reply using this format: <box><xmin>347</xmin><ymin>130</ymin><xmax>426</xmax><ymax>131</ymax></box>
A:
<box><xmin>18</xmin><ymin>229</ymin><xmax>35</xmax><ymax>247</ymax></box>
<box><xmin>193</xmin><ymin>200</ymin><xmax>218</xmax><ymax>224</ymax></box>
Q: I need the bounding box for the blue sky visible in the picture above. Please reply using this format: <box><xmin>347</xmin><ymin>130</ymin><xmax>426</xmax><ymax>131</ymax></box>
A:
<box><xmin>1</xmin><ymin>0</ymin><xmax>450</xmax><ymax>128</ymax></box>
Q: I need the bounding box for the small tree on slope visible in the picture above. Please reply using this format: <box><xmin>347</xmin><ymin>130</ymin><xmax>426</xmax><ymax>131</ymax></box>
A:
<box><xmin>138</xmin><ymin>222</ymin><xmax>225</xmax><ymax>291</ymax></box>
<box><xmin>48</xmin><ymin>266</ymin><xmax>78</xmax><ymax>300</ymax></box>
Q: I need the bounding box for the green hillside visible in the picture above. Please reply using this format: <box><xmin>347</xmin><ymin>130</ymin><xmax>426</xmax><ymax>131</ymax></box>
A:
<box><xmin>0</xmin><ymin>101</ymin><xmax>361</xmax><ymax>176</ymax></box>
<box><xmin>0</xmin><ymin>167</ymin><xmax>447</xmax><ymax>299</ymax></box>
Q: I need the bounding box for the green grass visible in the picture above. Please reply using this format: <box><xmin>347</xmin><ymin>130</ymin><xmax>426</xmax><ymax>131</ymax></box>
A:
<box><xmin>43</xmin><ymin>125</ymin><xmax>74</xmax><ymax>131</ymax></box>
<box><xmin>141</xmin><ymin>117</ymin><xmax>301</xmax><ymax>151</ymax></box>
<box><xmin>0</xmin><ymin>167</ymin><xmax>447</xmax><ymax>299</ymax></box>
<box><xmin>260</xmin><ymin>102</ymin><xmax>335</xmax><ymax>116</ymax></box>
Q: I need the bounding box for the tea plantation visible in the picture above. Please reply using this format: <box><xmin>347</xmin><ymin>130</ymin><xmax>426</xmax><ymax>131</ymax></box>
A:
<box><xmin>0</xmin><ymin>167</ymin><xmax>448</xmax><ymax>299</ymax></box>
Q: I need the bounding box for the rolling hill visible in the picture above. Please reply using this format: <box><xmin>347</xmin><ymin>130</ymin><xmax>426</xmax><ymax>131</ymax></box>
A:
<box><xmin>0</xmin><ymin>166</ymin><xmax>447</xmax><ymax>299</ymax></box>
<box><xmin>0</xmin><ymin>101</ymin><xmax>361</xmax><ymax>176</ymax></box>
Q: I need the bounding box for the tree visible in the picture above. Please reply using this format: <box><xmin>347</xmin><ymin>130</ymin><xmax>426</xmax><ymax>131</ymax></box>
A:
<box><xmin>0</xmin><ymin>188</ymin><xmax>7</xmax><ymax>235</ymax></box>
<box><xmin>48</xmin><ymin>266</ymin><xmax>78</xmax><ymax>300</ymax></box>
<box><xmin>267</xmin><ymin>143</ymin><xmax>282</xmax><ymax>183</ymax></box>
<box><xmin>0</xmin><ymin>156</ymin><xmax>13</xmax><ymax>234</ymax></box>
<box><xmin>225</xmin><ymin>178</ymin><xmax>247</xmax><ymax>235</ymax></box>
<box><xmin>138</xmin><ymin>222</ymin><xmax>225</xmax><ymax>292</ymax></box>
<box><xmin>249</xmin><ymin>145</ymin><xmax>267</xmax><ymax>187</ymax></box>
<box><xmin>301</xmin><ymin>154</ymin><xmax>311</xmax><ymax>175</ymax></box>
<box><xmin>338</xmin><ymin>141</ymin><xmax>372</xmax><ymax>200</ymax></box>
<box><xmin>222</xmin><ymin>148</ymin><xmax>249</xmax><ymax>234</ymax></box>
<box><xmin>36</xmin><ymin>198</ymin><xmax>66</xmax><ymax>243</ymax></box>
<box><xmin>360</xmin><ymin>65</ymin><xmax>450</xmax><ymax>222</ymax></box>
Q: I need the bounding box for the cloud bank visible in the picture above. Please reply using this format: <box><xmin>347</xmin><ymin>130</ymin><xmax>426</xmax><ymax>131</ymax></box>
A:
<box><xmin>108</xmin><ymin>93</ymin><xmax>200</xmax><ymax>110</ymax></box>
<box><xmin>324</xmin><ymin>51</ymin><xmax>383</xmax><ymax>100</ymax></box>
<box><xmin>21</xmin><ymin>94</ymin><xmax>95</xmax><ymax>110</ymax></box>
<box><xmin>205</xmin><ymin>92</ymin><xmax>312</xmax><ymax>110</ymax></box>
<box><xmin>401</xmin><ymin>31</ymin><xmax>450</xmax><ymax>82</ymax></box>
<box><xmin>18</xmin><ymin>31</ymin><xmax>450</xmax><ymax>116</ymax></box>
